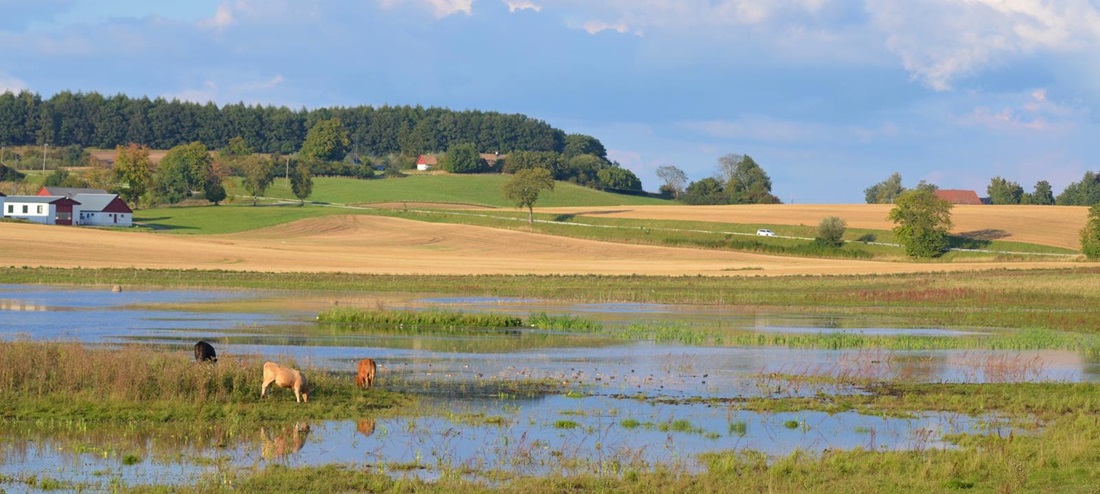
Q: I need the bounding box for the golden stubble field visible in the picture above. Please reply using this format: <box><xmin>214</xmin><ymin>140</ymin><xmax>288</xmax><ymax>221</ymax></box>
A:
<box><xmin>0</xmin><ymin>204</ymin><xmax>1088</xmax><ymax>277</ymax></box>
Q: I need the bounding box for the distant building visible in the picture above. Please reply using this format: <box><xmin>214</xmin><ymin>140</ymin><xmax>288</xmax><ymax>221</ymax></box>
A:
<box><xmin>416</xmin><ymin>155</ymin><xmax>437</xmax><ymax>171</ymax></box>
<box><xmin>3</xmin><ymin>186</ymin><xmax>134</xmax><ymax>227</ymax></box>
<box><xmin>933</xmin><ymin>189</ymin><xmax>983</xmax><ymax>205</ymax></box>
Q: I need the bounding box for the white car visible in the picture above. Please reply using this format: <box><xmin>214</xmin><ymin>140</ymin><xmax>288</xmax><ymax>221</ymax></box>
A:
<box><xmin>756</xmin><ymin>229</ymin><xmax>776</xmax><ymax>237</ymax></box>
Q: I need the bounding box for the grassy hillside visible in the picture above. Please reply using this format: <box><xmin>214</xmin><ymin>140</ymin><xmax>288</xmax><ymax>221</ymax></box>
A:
<box><xmin>260</xmin><ymin>174</ymin><xmax>670</xmax><ymax>207</ymax></box>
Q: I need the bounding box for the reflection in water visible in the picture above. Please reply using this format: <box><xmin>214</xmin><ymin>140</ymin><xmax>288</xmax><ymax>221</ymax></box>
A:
<box><xmin>357</xmin><ymin>418</ymin><xmax>377</xmax><ymax>437</ymax></box>
<box><xmin>0</xmin><ymin>299</ymin><xmax>47</xmax><ymax>311</ymax></box>
<box><xmin>261</xmin><ymin>422</ymin><xmax>311</xmax><ymax>461</ymax></box>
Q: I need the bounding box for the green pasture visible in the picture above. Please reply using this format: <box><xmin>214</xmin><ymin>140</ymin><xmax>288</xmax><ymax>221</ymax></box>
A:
<box><xmin>260</xmin><ymin>174</ymin><xmax>670</xmax><ymax>207</ymax></box>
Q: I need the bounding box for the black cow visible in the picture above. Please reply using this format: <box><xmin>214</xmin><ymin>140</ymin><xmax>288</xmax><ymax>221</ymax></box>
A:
<box><xmin>194</xmin><ymin>341</ymin><xmax>217</xmax><ymax>363</ymax></box>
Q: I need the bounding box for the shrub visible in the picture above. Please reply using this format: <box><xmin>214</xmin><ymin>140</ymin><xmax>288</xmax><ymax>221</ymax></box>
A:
<box><xmin>1082</xmin><ymin>203</ymin><xmax>1100</xmax><ymax>260</ymax></box>
<box><xmin>816</xmin><ymin>216</ymin><xmax>847</xmax><ymax>247</ymax></box>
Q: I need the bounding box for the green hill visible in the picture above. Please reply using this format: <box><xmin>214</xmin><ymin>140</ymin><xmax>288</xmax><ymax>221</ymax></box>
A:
<box><xmin>261</xmin><ymin>174</ymin><xmax>670</xmax><ymax>208</ymax></box>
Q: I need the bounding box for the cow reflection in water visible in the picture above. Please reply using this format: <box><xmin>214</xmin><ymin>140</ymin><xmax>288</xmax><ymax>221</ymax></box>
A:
<box><xmin>356</xmin><ymin>418</ymin><xmax>376</xmax><ymax>437</ymax></box>
<box><xmin>261</xmin><ymin>422</ymin><xmax>311</xmax><ymax>460</ymax></box>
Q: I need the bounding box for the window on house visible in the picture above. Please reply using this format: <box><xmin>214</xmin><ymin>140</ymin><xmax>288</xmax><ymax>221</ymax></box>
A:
<box><xmin>22</xmin><ymin>205</ymin><xmax>28</xmax><ymax>214</ymax></box>
<box><xmin>5</xmin><ymin>204</ymin><xmax>11</xmax><ymax>214</ymax></box>
<box><xmin>37</xmin><ymin>205</ymin><xmax>43</xmax><ymax>214</ymax></box>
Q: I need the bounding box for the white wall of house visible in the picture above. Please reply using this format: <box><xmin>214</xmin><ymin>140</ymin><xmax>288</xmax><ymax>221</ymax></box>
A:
<box><xmin>77</xmin><ymin>210</ymin><xmax>133</xmax><ymax>227</ymax></box>
<box><xmin>3</xmin><ymin>200</ymin><xmax>56</xmax><ymax>225</ymax></box>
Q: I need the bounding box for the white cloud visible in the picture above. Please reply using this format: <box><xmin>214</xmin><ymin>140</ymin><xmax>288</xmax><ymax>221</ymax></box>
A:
<box><xmin>866</xmin><ymin>0</ymin><xmax>1100</xmax><ymax>91</ymax></box>
<box><xmin>504</xmin><ymin>0</ymin><xmax>541</xmax><ymax>13</ymax></box>
<box><xmin>198</xmin><ymin>2</ymin><xmax>235</xmax><ymax>30</ymax></box>
<box><xmin>581</xmin><ymin>20</ymin><xmax>630</xmax><ymax>35</ymax></box>
<box><xmin>959</xmin><ymin>87</ymin><xmax>1080</xmax><ymax>132</ymax></box>
<box><xmin>376</xmin><ymin>0</ymin><xmax>472</xmax><ymax>17</ymax></box>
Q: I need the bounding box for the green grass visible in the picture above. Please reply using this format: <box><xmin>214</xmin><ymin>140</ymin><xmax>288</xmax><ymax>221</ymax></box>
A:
<box><xmin>317</xmin><ymin>307</ymin><xmax>524</xmax><ymax>329</ymax></box>
<box><xmin>262</xmin><ymin>175</ymin><xmax>669</xmax><ymax>208</ymax></box>
<box><xmin>135</xmin><ymin>203</ymin><xmax>342</xmax><ymax>234</ymax></box>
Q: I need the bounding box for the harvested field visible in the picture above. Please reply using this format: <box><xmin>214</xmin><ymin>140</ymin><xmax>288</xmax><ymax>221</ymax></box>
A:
<box><xmin>0</xmin><ymin>215</ymin><xmax>1078</xmax><ymax>277</ymax></box>
<box><xmin>536</xmin><ymin>204</ymin><xmax>1089</xmax><ymax>250</ymax></box>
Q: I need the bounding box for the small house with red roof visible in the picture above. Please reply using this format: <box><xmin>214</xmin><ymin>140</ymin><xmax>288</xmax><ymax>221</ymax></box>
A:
<box><xmin>73</xmin><ymin>193</ymin><xmax>133</xmax><ymax>227</ymax></box>
<box><xmin>415</xmin><ymin>154</ymin><xmax>437</xmax><ymax>171</ymax></box>
<box><xmin>933</xmin><ymin>189</ymin><xmax>983</xmax><ymax>205</ymax></box>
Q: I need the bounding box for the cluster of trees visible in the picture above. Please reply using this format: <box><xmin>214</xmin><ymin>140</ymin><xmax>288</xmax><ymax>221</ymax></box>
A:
<box><xmin>656</xmin><ymin>154</ymin><xmax>781</xmax><ymax>205</ymax></box>
<box><xmin>865</xmin><ymin>171</ymin><xmax>1100</xmax><ymax>206</ymax></box>
<box><xmin>0</xmin><ymin>90</ymin><xmax>567</xmax><ymax>157</ymax></box>
<box><xmin>438</xmin><ymin>134</ymin><xmax>643</xmax><ymax>192</ymax></box>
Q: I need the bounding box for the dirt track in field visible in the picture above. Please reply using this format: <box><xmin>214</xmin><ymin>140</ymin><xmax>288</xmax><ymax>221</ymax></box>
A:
<box><xmin>0</xmin><ymin>211</ymin><xmax>1081</xmax><ymax>277</ymax></box>
<box><xmin>537</xmin><ymin>204</ymin><xmax>1089</xmax><ymax>251</ymax></box>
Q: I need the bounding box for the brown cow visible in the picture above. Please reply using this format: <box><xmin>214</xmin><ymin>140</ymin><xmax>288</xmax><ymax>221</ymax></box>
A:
<box><xmin>356</xmin><ymin>358</ymin><xmax>377</xmax><ymax>389</ymax></box>
<box><xmin>261</xmin><ymin>362</ymin><xmax>309</xmax><ymax>403</ymax></box>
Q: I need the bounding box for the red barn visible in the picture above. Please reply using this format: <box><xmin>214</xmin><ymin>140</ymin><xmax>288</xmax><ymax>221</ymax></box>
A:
<box><xmin>933</xmin><ymin>189</ymin><xmax>983</xmax><ymax>205</ymax></box>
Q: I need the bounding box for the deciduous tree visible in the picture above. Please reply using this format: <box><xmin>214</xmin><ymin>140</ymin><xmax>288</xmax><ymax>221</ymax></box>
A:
<box><xmin>290</xmin><ymin>160</ymin><xmax>313</xmax><ymax>205</ymax></box>
<box><xmin>888</xmin><ymin>189</ymin><xmax>954</xmax><ymax>258</ymax></box>
<box><xmin>864</xmin><ymin>172</ymin><xmax>905</xmax><ymax>204</ymax></box>
<box><xmin>1082</xmin><ymin>203</ymin><xmax>1100</xmax><ymax>259</ymax></box>
<box><xmin>503</xmin><ymin>167</ymin><xmax>555</xmax><ymax>225</ymax></box>
<box><xmin>656</xmin><ymin>165</ymin><xmax>688</xmax><ymax>199</ymax></box>
<box><xmin>300</xmin><ymin>118</ymin><xmax>349</xmax><ymax>162</ymax></box>
<box><xmin>816</xmin><ymin>216</ymin><xmax>847</xmax><ymax>247</ymax></box>
<box><xmin>438</xmin><ymin>143</ymin><xmax>485</xmax><ymax>174</ymax></box>
<box><xmin>113</xmin><ymin>143</ymin><xmax>153</xmax><ymax>205</ymax></box>
<box><xmin>722</xmin><ymin>154</ymin><xmax>779</xmax><ymax>204</ymax></box>
<box><xmin>240</xmin><ymin>155</ymin><xmax>275</xmax><ymax>206</ymax></box>
<box><xmin>987</xmin><ymin>176</ymin><xmax>1023</xmax><ymax>205</ymax></box>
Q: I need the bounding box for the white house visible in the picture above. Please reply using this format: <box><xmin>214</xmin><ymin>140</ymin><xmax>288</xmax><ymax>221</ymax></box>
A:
<box><xmin>415</xmin><ymin>154</ymin><xmax>437</xmax><ymax>171</ymax></box>
<box><xmin>73</xmin><ymin>193</ymin><xmax>133</xmax><ymax>227</ymax></box>
<box><xmin>2</xmin><ymin>195</ymin><xmax>80</xmax><ymax>225</ymax></box>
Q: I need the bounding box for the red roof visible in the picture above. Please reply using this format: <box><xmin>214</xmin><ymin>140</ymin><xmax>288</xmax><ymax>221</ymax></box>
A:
<box><xmin>934</xmin><ymin>189</ymin><xmax>982</xmax><ymax>205</ymax></box>
<box><xmin>416</xmin><ymin>155</ymin><xmax>438</xmax><ymax>166</ymax></box>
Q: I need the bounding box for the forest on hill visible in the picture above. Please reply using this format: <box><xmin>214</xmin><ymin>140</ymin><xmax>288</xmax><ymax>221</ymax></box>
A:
<box><xmin>0</xmin><ymin>90</ymin><xmax>566</xmax><ymax>156</ymax></box>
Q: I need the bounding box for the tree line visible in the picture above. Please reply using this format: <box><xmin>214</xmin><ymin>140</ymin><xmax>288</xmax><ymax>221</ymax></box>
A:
<box><xmin>0</xmin><ymin>90</ymin><xmax>566</xmax><ymax>156</ymax></box>
<box><xmin>863</xmin><ymin>171</ymin><xmax>1100</xmax><ymax>206</ymax></box>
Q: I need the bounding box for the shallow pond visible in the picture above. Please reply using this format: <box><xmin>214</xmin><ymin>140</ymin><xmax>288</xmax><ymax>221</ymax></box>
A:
<box><xmin>0</xmin><ymin>285</ymin><xmax>1093</xmax><ymax>489</ymax></box>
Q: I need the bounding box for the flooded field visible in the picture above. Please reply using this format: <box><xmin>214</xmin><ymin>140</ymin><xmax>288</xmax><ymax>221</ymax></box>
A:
<box><xmin>0</xmin><ymin>284</ymin><xmax>1093</xmax><ymax>489</ymax></box>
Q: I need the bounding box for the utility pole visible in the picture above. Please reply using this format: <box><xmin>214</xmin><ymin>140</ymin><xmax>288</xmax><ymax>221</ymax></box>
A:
<box><xmin>42</xmin><ymin>142</ymin><xmax>47</xmax><ymax>172</ymax></box>
<box><xmin>285</xmin><ymin>156</ymin><xmax>290</xmax><ymax>181</ymax></box>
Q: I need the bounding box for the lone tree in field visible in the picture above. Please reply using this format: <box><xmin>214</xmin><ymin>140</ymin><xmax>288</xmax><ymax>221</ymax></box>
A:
<box><xmin>289</xmin><ymin>160</ymin><xmax>313</xmax><ymax>205</ymax></box>
<box><xmin>241</xmin><ymin>155</ymin><xmax>275</xmax><ymax>206</ymax></box>
<box><xmin>888</xmin><ymin>189</ymin><xmax>954</xmax><ymax>258</ymax></box>
<box><xmin>503</xmin><ymin>167</ymin><xmax>555</xmax><ymax>225</ymax></box>
<box><xmin>816</xmin><ymin>216</ymin><xmax>847</xmax><ymax>247</ymax></box>
<box><xmin>1081</xmin><ymin>203</ymin><xmax>1100</xmax><ymax>260</ymax></box>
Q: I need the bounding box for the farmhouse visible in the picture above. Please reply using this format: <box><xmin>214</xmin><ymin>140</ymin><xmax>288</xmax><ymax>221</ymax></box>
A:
<box><xmin>3</xmin><ymin>195</ymin><xmax>80</xmax><ymax>225</ymax></box>
<box><xmin>73</xmin><ymin>193</ymin><xmax>133</xmax><ymax>227</ymax></box>
<box><xmin>415</xmin><ymin>154</ymin><xmax>437</xmax><ymax>171</ymax></box>
<box><xmin>934</xmin><ymin>189</ymin><xmax>983</xmax><ymax>205</ymax></box>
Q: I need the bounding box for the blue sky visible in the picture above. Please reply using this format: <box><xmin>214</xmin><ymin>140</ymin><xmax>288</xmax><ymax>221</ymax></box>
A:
<box><xmin>2</xmin><ymin>0</ymin><xmax>1098</xmax><ymax>203</ymax></box>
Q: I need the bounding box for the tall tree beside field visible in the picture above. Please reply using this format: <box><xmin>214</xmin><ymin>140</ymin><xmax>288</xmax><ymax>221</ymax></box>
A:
<box><xmin>987</xmin><ymin>176</ymin><xmax>1024</xmax><ymax>204</ymax></box>
<box><xmin>656</xmin><ymin>165</ymin><xmax>688</xmax><ymax>199</ymax></box>
<box><xmin>1056</xmin><ymin>171</ymin><xmax>1100</xmax><ymax>206</ymax></box>
<box><xmin>1023</xmin><ymin>180</ymin><xmax>1055</xmax><ymax>205</ymax></box>
<box><xmin>240</xmin><ymin>155</ymin><xmax>275</xmax><ymax>206</ymax></box>
<box><xmin>503</xmin><ymin>167</ymin><xmax>555</xmax><ymax>225</ymax></box>
<box><xmin>721</xmin><ymin>154</ymin><xmax>779</xmax><ymax>204</ymax></box>
<box><xmin>864</xmin><ymin>172</ymin><xmax>905</xmax><ymax>204</ymax></box>
<box><xmin>562</xmin><ymin>134</ymin><xmax>607</xmax><ymax>160</ymax></box>
<box><xmin>299</xmin><ymin>118</ymin><xmax>350</xmax><ymax>162</ymax></box>
<box><xmin>160</xmin><ymin>142</ymin><xmax>213</xmax><ymax>196</ymax></box>
<box><xmin>289</xmin><ymin>160</ymin><xmax>313</xmax><ymax>205</ymax></box>
<box><xmin>1082</xmin><ymin>203</ymin><xmax>1100</xmax><ymax>260</ymax></box>
<box><xmin>113</xmin><ymin>143</ymin><xmax>153</xmax><ymax>205</ymax></box>
<box><xmin>888</xmin><ymin>189</ymin><xmax>954</xmax><ymax>258</ymax></box>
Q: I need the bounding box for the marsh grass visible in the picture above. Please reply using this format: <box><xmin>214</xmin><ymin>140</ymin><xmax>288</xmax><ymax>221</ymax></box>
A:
<box><xmin>0</xmin><ymin>341</ymin><xmax>411</xmax><ymax>423</ymax></box>
<box><xmin>317</xmin><ymin>307</ymin><xmax>523</xmax><ymax>329</ymax></box>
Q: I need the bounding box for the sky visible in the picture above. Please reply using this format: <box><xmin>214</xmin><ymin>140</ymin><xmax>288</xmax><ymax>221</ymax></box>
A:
<box><xmin>1</xmin><ymin>0</ymin><xmax>1099</xmax><ymax>203</ymax></box>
